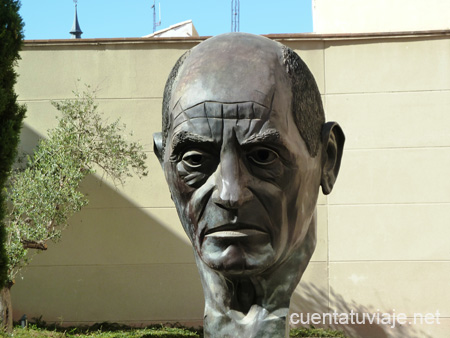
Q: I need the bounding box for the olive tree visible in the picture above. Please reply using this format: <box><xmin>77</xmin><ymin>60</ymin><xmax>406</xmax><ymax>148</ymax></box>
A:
<box><xmin>1</xmin><ymin>86</ymin><xmax>148</xmax><ymax>331</ymax></box>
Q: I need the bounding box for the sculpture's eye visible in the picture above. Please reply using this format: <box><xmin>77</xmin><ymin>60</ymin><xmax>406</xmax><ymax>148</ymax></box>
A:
<box><xmin>182</xmin><ymin>150</ymin><xmax>207</xmax><ymax>168</ymax></box>
<box><xmin>178</xmin><ymin>149</ymin><xmax>217</xmax><ymax>188</ymax></box>
<box><xmin>248</xmin><ymin>147</ymin><xmax>279</xmax><ymax>166</ymax></box>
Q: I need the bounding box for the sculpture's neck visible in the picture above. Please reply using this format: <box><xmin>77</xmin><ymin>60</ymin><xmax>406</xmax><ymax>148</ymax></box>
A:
<box><xmin>196</xmin><ymin>260</ymin><xmax>290</xmax><ymax>338</ymax></box>
<box><xmin>195</xmin><ymin>214</ymin><xmax>317</xmax><ymax>338</ymax></box>
<box><xmin>203</xmin><ymin>303</ymin><xmax>288</xmax><ymax>338</ymax></box>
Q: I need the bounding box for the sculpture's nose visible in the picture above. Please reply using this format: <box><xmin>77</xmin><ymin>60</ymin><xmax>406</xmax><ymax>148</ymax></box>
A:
<box><xmin>212</xmin><ymin>149</ymin><xmax>252</xmax><ymax>210</ymax></box>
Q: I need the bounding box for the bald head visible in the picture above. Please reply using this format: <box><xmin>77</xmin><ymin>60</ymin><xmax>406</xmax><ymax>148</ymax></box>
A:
<box><xmin>154</xmin><ymin>33</ymin><xmax>345</xmax><ymax>338</ymax></box>
<box><xmin>161</xmin><ymin>33</ymin><xmax>325</xmax><ymax>156</ymax></box>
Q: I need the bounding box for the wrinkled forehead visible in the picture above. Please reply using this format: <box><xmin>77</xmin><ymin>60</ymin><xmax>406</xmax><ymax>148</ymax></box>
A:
<box><xmin>171</xmin><ymin>101</ymin><xmax>271</xmax><ymax>134</ymax></box>
<box><xmin>170</xmin><ymin>33</ymin><xmax>292</xmax><ymax>114</ymax></box>
<box><xmin>169</xmin><ymin>101</ymin><xmax>300</xmax><ymax>157</ymax></box>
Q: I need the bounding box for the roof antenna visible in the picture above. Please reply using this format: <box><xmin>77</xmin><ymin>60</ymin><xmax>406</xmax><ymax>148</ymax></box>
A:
<box><xmin>70</xmin><ymin>0</ymin><xmax>83</xmax><ymax>39</ymax></box>
<box><xmin>152</xmin><ymin>0</ymin><xmax>161</xmax><ymax>33</ymax></box>
<box><xmin>231</xmin><ymin>0</ymin><xmax>240</xmax><ymax>32</ymax></box>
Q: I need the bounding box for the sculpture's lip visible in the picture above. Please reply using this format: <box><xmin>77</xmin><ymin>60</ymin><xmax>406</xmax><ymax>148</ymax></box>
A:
<box><xmin>204</xmin><ymin>223</ymin><xmax>268</xmax><ymax>238</ymax></box>
<box><xmin>205</xmin><ymin>229</ymin><xmax>268</xmax><ymax>238</ymax></box>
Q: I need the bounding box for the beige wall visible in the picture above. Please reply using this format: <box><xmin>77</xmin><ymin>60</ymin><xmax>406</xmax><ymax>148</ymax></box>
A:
<box><xmin>11</xmin><ymin>32</ymin><xmax>450</xmax><ymax>337</ymax></box>
<box><xmin>313</xmin><ymin>0</ymin><xmax>450</xmax><ymax>33</ymax></box>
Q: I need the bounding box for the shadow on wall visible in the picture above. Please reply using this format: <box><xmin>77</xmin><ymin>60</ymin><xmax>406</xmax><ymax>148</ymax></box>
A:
<box><xmin>291</xmin><ymin>283</ymin><xmax>433</xmax><ymax>338</ymax></box>
<box><xmin>10</xmin><ymin>126</ymin><xmax>437</xmax><ymax>334</ymax></box>
<box><xmin>11</xmin><ymin>125</ymin><xmax>204</xmax><ymax>325</ymax></box>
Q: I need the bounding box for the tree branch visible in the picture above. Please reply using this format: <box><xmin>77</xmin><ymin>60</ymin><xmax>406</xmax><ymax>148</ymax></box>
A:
<box><xmin>21</xmin><ymin>240</ymin><xmax>48</xmax><ymax>250</ymax></box>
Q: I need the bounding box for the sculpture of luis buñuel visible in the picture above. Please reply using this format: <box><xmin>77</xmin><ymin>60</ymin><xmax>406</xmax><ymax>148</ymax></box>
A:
<box><xmin>153</xmin><ymin>33</ymin><xmax>345</xmax><ymax>338</ymax></box>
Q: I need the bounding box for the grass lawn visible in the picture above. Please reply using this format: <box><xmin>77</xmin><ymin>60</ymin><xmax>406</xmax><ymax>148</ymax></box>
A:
<box><xmin>1</xmin><ymin>325</ymin><xmax>200</xmax><ymax>338</ymax></box>
<box><xmin>0</xmin><ymin>323</ymin><xmax>348</xmax><ymax>337</ymax></box>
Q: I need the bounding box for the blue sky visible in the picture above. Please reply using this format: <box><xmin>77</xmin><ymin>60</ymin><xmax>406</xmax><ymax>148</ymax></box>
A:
<box><xmin>19</xmin><ymin>0</ymin><xmax>313</xmax><ymax>40</ymax></box>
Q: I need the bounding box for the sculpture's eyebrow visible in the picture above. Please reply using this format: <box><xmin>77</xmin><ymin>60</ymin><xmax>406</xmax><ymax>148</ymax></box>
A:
<box><xmin>170</xmin><ymin>131</ymin><xmax>214</xmax><ymax>159</ymax></box>
<box><xmin>241</xmin><ymin>130</ymin><xmax>293</xmax><ymax>163</ymax></box>
<box><xmin>241</xmin><ymin>130</ymin><xmax>283</xmax><ymax>147</ymax></box>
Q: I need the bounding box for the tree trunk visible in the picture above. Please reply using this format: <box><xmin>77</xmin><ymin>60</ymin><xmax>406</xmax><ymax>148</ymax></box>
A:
<box><xmin>0</xmin><ymin>282</ymin><xmax>13</xmax><ymax>333</ymax></box>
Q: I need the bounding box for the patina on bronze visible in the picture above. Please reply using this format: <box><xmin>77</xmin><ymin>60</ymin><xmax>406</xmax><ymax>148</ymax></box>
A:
<box><xmin>153</xmin><ymin>33</ymin><xmax>344</xmax><ymax>338</ymax></box>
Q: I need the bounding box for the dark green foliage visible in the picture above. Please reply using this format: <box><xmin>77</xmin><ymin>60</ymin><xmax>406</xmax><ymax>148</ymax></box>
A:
<box><xmin>0</xmin><ymin>0</ymin><xmax>26</xmax><ymax>289</ymax></box>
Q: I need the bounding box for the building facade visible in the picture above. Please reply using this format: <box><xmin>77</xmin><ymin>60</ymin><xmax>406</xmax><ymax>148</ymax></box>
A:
<box><xmin>12</xmin><ymin>31</ymin><xmax>450</xmax><ymax>337</ymax></box>
<box><xmin>313</xmin><ymin>0</ymin><xmax>450</xmax><ymax>33</ymax></box>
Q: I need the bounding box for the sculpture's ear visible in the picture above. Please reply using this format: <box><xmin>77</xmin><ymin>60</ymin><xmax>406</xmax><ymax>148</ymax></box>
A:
<box><xmin>153</xmin><ymin>132</ymin><xmax>164</xmax><ymax>168</ymax></box>
<box><xmin>320</xmin><ymin>122</ymin><xmax>345</xmax><ymax>195</ymax></box>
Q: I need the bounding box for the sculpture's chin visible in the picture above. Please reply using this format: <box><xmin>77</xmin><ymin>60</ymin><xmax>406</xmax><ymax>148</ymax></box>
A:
<box><xmin>199</xmin><ymin>235</ymin><xmax>276</xmax><ymax>275</ymax></box>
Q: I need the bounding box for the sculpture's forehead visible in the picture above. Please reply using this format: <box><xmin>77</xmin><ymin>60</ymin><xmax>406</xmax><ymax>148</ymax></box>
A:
<box><xmin>171</xmin><ymin>101</ymin><xmax>274</xmax><ymax>138</ymax></box>
<box><xmin>171</xmin><ymin>33</ymin><xmax>291</xmax><ymax>112</ymax></box>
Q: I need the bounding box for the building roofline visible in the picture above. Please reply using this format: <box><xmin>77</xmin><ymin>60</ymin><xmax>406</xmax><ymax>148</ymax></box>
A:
<box><xmin>266</xmin><ymin>29</ymin><xmax>450</xmax><ymax>41</ymax></box>
<box><xmin>23</xmin><ymin>35</ymin><xmax>208</xmax><ymax>47</ymax></box>
<box><xmin>23</xmin><ymin>29</ymin><xmax>450</xmax><ymax>47</ymax></box>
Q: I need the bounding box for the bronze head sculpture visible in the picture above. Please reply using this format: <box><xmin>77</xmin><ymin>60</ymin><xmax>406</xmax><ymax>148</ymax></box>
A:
<box><xmin>153</xmin><ymin>33</ymin><xmax>344</xmax><ymax>338</ymax></box>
